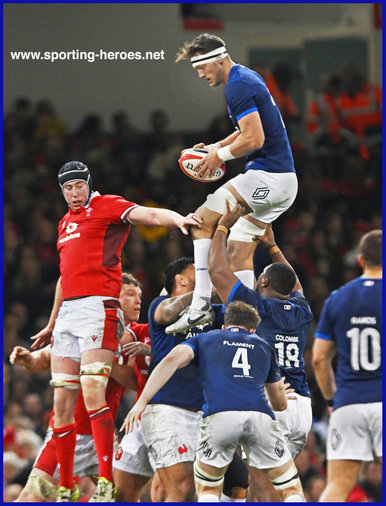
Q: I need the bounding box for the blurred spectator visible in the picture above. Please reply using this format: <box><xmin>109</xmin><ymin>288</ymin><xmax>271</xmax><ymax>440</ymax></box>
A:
<box><xmin>340</xmin><ymin>64</ymin><xmax>382</xmax><ymax>161</ymax></box>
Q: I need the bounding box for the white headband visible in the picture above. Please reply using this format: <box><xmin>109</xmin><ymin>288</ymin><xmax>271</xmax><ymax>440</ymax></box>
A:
<box><xmin>191</xmin><ymin>46</ymin><xmax>228</xmax><ymax>68</ymax></box>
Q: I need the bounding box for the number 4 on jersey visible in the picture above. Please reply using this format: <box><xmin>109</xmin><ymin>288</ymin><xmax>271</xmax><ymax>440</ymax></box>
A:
<box><xmin>232</xmin><ymin>348</ymin><xmax>251</xmax><ymax>376</ymax></box>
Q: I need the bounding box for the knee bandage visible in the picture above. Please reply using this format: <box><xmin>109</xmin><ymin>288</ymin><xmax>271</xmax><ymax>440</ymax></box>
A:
<box><xmin>25</xmin><ymin>470</ymin><xmax>58</xmax><ymax>499</ymax></box>
<box><xmin>80</xmin><ymin>362</ymin><xmax>112</xmax><ymax>387</ymax></box>
<box><xmin>228</xmin><ymin>217</ymin><xmax>266</xmax><ymax>243</ymax></box>
<box><xmin>203</xmin><ymin>187</ymin><xmax>238</xmax><ymax>215</ymax></box>
<box><xmin>194</xmin><ymin>460</ymin><xmax>225</xmax><ymax>488</ymax></box>
<box><xmin>271</xmin><ymin>462</ymin><xmax>300</xmax><ymax>491</ymax></box>
<box><xmin>50</xmin><ymin>373</ymin><xmax>80</xmax><ymax>389</ymax></box>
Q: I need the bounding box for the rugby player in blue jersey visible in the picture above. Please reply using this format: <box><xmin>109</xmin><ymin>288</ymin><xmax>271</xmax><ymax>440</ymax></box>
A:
<box><xmin>312</xmin><ymin>229</ymin><xmax>382</xmax><ymax>501</ymax></box>
<box><xmin>123</xmin><ymin>301</ymin><xmax>306</xmax><ymax>502</ymax></box>
<box><xmin>133</xmin><ymin>257</ymin><xmax>246</xmax><ymax>502</ymax></box>
<box><xmin>167</xmin><ymin>33</ymin><xmax>297</xmax><ymax>334</ymax></box>
<box><xmin>208</xmin><ymin>203</ymin><xmax>313</xmax><ymax>500</ymax></box>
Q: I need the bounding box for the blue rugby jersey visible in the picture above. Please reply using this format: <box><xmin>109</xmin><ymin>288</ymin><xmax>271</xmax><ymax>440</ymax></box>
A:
<box><xmin>147</xmin><ymin>296</ymin><xmax>224</xmax><ymax>409</ymax></box>
<box><xmin>225</xmin><ymin>64</ymin><xmax>295</xmax><ymax>174</ymax></box>
<box><xmin>184</xmin><ymin>327</ymin><xmax>281</xmax><ymax>418</ymax></box>
<box><xmin>315</xmin><ymin>277</ymin><xmax>382</xmax><ymax>409</ymax></box>
<box><xmin>228</xmin><ymin>280</ymin><xmax>312</xmax><ymax>397</ymax></box>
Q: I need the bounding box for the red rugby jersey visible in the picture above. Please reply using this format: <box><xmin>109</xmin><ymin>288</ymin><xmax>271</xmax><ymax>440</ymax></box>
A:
<box><xmin>126</xmin><ymin>322</ymin><xmax>151</xmax><ymax>400</ymax></box>
<box><xmin>57</xmin><ymin>194</ymin><xmax>138</xmax><ymax>299</ymax></box>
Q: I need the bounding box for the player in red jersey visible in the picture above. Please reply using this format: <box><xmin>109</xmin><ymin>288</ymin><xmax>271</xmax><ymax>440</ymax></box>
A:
<box><xmin>29</xmin><ymin>161</ymin><xmax>201</xmax><ymax>501</ymax></box>
<box><xmin>10</xmin><ymin>272</ymin><xmax>148</xmax><ymax>502</ymax></box>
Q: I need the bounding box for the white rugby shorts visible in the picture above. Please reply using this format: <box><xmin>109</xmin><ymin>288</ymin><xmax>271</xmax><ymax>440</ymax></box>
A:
<box><xmin>197</xmin><ymin>410</ymin><xmax>291</xmax><ymax>470</ymax></box>
<box><xmin>228</xmin><ymin>169</ymin><xmax>298</xmax><ymax>223</ymax></box>
<box><xmin>51</xmin><ymin>296</ymin><xmax>124</xmax><ymax>360</ymax></box>
<box><xmin>326</xmin><ymin>402</ymin><xmax>382</xmax><ymax>461</ymax></box>
<box><xmin>113</xmin><ymin>422</ymin><xmax>154</xmax><ymax>477</ymax></box>
<box><xmin>274</xmin><ymin>394</ymin><xmax>312</xmax><ymax>459</ymax></box>
<box><xmin>141</xmin><ymin>404</ymin><xmax>202</xmax><ymax>468</ymax></box>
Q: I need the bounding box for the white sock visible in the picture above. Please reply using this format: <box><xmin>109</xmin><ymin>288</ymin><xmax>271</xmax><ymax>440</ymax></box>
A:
<box><xmin>220</xmin><ymin>492</ymin><xmax>247</xmax><ymax>502</ymax></box>
<box><xmin>234</xmin><ymin>270</ymin><xmax>255</xmax><ymax>289</ymax></box>
<box><xmin>191</xmin><ymin>238</ymin><xmax>213</xmax><ymax>310</ymax></box>
<box><xmin>284</xmin><ymin>494</ymin><xmax>306</xmax><ymax>502</ymax></box>
<box><xmin>198</xmin><ymin>493</ymin><xmax>220</xmax><ymax>502</ymax></box>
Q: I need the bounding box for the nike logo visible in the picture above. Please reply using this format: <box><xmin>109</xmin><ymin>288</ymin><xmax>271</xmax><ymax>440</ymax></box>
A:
<box><xmin>187</xmin><ymin>314</ymin><xmax>206</xmax><ymax>326</ymax></box>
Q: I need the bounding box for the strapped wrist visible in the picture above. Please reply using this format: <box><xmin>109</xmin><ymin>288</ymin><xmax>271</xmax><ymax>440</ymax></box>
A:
<box><xmin>269</xmin><ymin>244</ymin><xmax>280</xmax><ymax>254</ymax></box>
<box><xmin>216</xmin><ymin>224</ymin><xmax>229</xmax><ymax>236</ymax></box>
<box><xmin>217</xmin><ymin>145</ymin><xmax>236</xmax><ymax>162</ymax></box>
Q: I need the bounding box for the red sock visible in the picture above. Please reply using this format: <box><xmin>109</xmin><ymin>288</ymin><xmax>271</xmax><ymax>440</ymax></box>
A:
<box><xmin>53</xmin><ymin>423</ymin><xmax>77</xmax><ymax>489</ymax></box>
<box><xmin>88</xmin><ymin>405</ymin><xmax>114</xmax><ymax>482</ymax></box>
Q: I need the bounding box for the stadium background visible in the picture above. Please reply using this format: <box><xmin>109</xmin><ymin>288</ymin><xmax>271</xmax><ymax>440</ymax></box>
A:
<box><xmin>3</xmin><ymin>3</ymin><xmax>382</xmax><ymax>501</ymax></box>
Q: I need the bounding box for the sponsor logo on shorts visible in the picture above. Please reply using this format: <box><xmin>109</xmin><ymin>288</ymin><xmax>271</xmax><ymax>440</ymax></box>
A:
<box><xmin>331</xmin><ymin>429</ymin><xmax>342</xmax><ymax>451</ymax></box>
<box><xmin>252</xmin><ymin>187</ymin><xmax>270</xmax><ymax>200</ymax></box>
<box><xmin>91</xmin><ymin>335</ymin><xmax>97</xmax><ymax>342</ymax></box>
<box><xmin>198</xmin><ymin>441</ymin><xmax>212</xmax><ymax>458</ymax></box>
<box><xmin>274</xmin><ymin>440</ymin><xmax>284</xmax><ymax>458</ymax></box>
<box><xmin>115</xmin><ymin>446</ymin><xmax>123</xmax><ymax>461</ymax></box>
<box><xmin>178</xmin><ymin>444</ymin><xmax>188</xmax><ymax>455</ymax></box>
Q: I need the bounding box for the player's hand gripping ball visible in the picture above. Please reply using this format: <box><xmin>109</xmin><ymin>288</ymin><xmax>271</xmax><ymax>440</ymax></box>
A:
<box><xmin>179</xmin><ymin>148</ymin><xmax>226</xmax><ymax>183</ymax></box>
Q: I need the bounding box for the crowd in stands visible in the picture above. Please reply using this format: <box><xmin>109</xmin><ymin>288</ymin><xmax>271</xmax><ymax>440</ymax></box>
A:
<box><xmin>3</xmin><ymin>62</ymin><xmax>381</xmax><ymax>500</ymax></box>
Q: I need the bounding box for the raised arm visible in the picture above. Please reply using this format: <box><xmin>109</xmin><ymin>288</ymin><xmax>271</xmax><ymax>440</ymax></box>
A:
<box><xmin>258</xmin><ymin>224</ymin><xmax>302</xmax><ymax>293</ymax></box>
<box><xmin>31</xmin><ymin>277</ymin><xmax>63</xmax><ymax>349</ymax></box>
<box><xmin>121</xmin><ymin>344</ymin><xmax>194</xmax><ymax>433</ymax></box>
<box><xmin>208</xmin><ymin>202</ymin><xmax>248</xmax><ymax>304</ymax></box>
<box><xmin>126</xmin><ymin>206</ymin><xmax>202</xmax><ymax>235</ymax></box>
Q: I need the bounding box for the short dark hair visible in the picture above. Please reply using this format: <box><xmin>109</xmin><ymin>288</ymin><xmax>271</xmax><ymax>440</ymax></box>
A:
<box><xmin>122</xmin><ymin>272</ymin><xmax>141</xmax><ymax>287</ymax></box>
<box><xmin>359</xmin><ymin>229</ymin><xmax>382</xmax><ymax>267</ymax></box>
<box><xmin>224</xmin><ymin>301</ymin><xmax>261</xmax><ymax>330</ymax></box>
<box><xmin>265</xmin><ymin>263</ymin><xmax>297</xmax><ymax>295</ymax></box>
<box><xmin>176</xmin><ymin>33</ymin><xmax>226</xmax><ymax>62</ymax></box>
<box><xmin>163</xmin><ymin>257</ymin><xmax>194</xmax><ymax>295</ymax></box>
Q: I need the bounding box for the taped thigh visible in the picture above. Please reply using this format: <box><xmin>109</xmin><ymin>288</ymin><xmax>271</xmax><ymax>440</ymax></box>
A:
<box><xmin>25</xmin><ymin>469</ymin><xmax>58</xmax><ymax>499</ymax></box>
<box><xmin>228</xmin><ymin>216</ymin><xmax>266</xmax><ymax>243</ymax></box>
<box><xmin>80</xmin><ymin>362</ymin><xmax>112</xmax><ymax>387</ymax></box>
<box><xmin>194</xmin><ymin>460</ymin><xmax>225</xmax><ymax>488</ymax></box>
<box><xmin>271</xmin><ymin>462</ymin><xmax>301</xmax><ymax>491</ymax></box>
<box><xmin>50</xmin><ymin>373</ymin><xmax>80</xmax><ymax>389</ymax></box>
<box><xmin>203</xmin><ymin>187</ymin><xmax>238</xmax><ymax>215</ymax></box>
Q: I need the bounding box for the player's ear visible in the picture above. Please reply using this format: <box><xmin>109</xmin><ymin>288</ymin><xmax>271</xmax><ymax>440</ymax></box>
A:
<box><xmin>175</xmin><ymin>273</ymin><xmax>184</xmax><ymax>287</ymax></box>
<box><xmin>357</xmin><ymin>254</ymin><xmax>366</xmax><ymax>270</ymax></box>
<box><xmin>221</xmin><ymin>324</ymin><xmax>226</xmax><ymax>330</ymax></box>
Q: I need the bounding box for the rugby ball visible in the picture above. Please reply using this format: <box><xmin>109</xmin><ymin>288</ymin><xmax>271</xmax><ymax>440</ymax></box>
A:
<box><xmin>179</xmin><ymin>148</ymin><xmax>226</xmax><ymax>183</ymax></box>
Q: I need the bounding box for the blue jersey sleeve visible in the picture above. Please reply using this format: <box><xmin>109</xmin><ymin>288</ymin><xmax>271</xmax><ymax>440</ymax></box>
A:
<box><xmin>228</xmin><ymin>280</ymin><xmax>261</xmax><ymax>306</ymax></box>
<box><xmin>184</xmin><ymin>335</ymin><xmax>199</xmax><ymax>358</ymax></box>
<box><xmin>226</xmin><ymin>81</ymin><xmax>258</xmax><ymax>121</ymax></box>
<box><xmin>314</xmin><ymin>294</ymin><xmax>335</xmax><ymax>340</ymax></box>
<box><xmin>266</xmin><ymin>345</ymin><xmax>282</xmax><ymax>383</ymax></box>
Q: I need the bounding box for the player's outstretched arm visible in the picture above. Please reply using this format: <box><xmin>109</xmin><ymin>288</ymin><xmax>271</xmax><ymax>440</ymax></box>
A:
<box><xmin>127</xmin><ymin>206</ymin><xmax>202</xmax><ymax>235</ymax></box>
<box><xmin>31</xmin><ymin>278</ymin><xmax>63</xmax><ymax>350</ymax></box>
<box><xmin>120</xmin><ymin>344</ymin><xmax>194</xmax><ymax>434</ymax></box>
<box><xmin>9</xmin><ymin>345</ymin><xmax>51</xmax><ymax>372</ymax></box>
<box><xmin>208</xmin><ymin>202</ymin><xmax>248</xmax><ymax>304</ymax></box>
<box><xmin>257</xmin><ymin>224</ymin><xmax>303</xmax><ymax>293</ymax></box>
